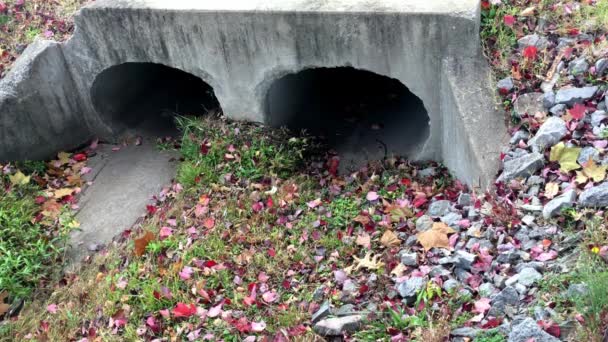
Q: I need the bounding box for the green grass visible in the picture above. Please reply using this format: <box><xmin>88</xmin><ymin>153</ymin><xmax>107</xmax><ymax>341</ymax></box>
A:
<box><xmin>0</xmin><ymin>182</ymin><xmax>69</xmax><ymax>299</ymax></box>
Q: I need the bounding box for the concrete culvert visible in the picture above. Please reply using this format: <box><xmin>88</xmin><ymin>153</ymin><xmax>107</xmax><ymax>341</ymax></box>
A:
<box><xmin>265</xmin><ymin>67</ymin><xmax>430</xmax><ymax>170</ymax></box>
<box><xmin>90</xmin><ymin>62</ymin><xmax>221</xmax><ymax>137</ymax></box>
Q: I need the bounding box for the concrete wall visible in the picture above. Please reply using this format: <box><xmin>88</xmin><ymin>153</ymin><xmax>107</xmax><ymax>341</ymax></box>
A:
<box><xmin>0</xmin><ymin>0</ymin><xmax>506</xmax><ymax>189</ymax></box>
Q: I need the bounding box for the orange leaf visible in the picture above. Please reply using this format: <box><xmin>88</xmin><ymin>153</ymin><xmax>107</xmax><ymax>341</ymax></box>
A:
<box><xmin>380</xmin><ymin>230</ymin><xmax>401</xmax><ymax>248</ymax></box>
<box><xmin>0</xmin><ymin>291</ymin><xmax>9</xmax><ymax>316</ymax></box>
<box><xmin>416</xmin><ymin>222</ymin><xmax>456</xmax><ymax>251</ymax></box>
<box><xmin>134</xmin><ymin>231</ymin><xmax>155</xmax><ymax>256</ymax></box>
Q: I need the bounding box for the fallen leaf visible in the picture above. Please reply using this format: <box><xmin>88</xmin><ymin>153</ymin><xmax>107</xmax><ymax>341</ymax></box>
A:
<box><xmin>134</xmin><ymin>231</ymin><xmax>155</xmax><ymax>256</ymax></box>
<box><xmin>580</xmin><ymin>158</ymin><xmax>607</xmax><ymax>183</ymax></box>
<box><xmin>346</xmin><ymin>252</ymin><xmax>385</xmax><ymax>273</ymax></box>
<box><xmin>380</xmin><ymin>230</ymin><xmax>401</xmax><ymax>248</ymax></box>
<box><xmin>544</xmin><ymin>182</ymin><xmax>559</xmax><ymax>199</ymax></box>
<box><xmin>57</xmin><ymin>152</ymin><xmax>71</xmax><ymax>165</ymax></box>
<box><xmin>366</xmin><ymin>191</ymin><xmax>379</xmax><ymax>201</ymax></box>
<box><xmin>356</xmin><ymin>233</ymin><xmax>371</xmax><ymax>249</ymax></box>
<box><xmin>416</xmin><ymin>222</ymin><xmax>456</xmax><ymax>251</ymax></box>
<box><xmin>9</xmin><ymin>171</ymin><xmax>30</xmax><ymax>186</ymax></box>
<box><xmin>520</xmin><ymin>6</ymin><xmax>536</xmax><ymax>16</ymax></box>
<box><xmin>473</xmin><ymin>298</ymin><xmax>491</xmax><ymax>314</ymax></box>
<box><xmin>53</xmin><ymin>188</ymin><xmax>74</xmax><ymax>199</ymax></box>
<box><xmin>568</xmin><ymin>103</ymin><xmax>586</xmax><ymax>120</ymax></box>
<box><xmin>172</xmin><ymin>303</ymin><xmax>196</xmax><ymax>318</ymax></box>
<box><xmin>523</xmin><ymin>46</ymin><xmax>538</xmax><ymax>60</ymax></box>
<box><xmin>503</xmin><ymin>15</ymin><xmax>515</xmax><ymax>27</ymax></box>
<box><xmin>390</xmin><ymin>263</ymin><xmax>407</xmax><ymax>276</ymax></box>
<box><xmin>0</xmin><ymin>291</ymin><xmax>8</xmax><ymax>316</ymax></box>
<box><xmin>550</xmin><ymin>142</ymin><xmax>581</xmax><ymax>173</ymax></box>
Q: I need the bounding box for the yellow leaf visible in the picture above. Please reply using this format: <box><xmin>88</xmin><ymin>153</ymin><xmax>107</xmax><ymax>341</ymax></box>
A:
<box><xmin>380</xmin><ymin>230</ymin><xmax>401</xmax><ymax>248</ymax></box>
<box><xmin>390</xmin><ymin>263</ymin><xmax>407</xmax><ymax>276</ymax></box>
<box><xmin>520</xmin><ymin>6</ymin><xmax>536</xmax><ymax>16</ymax></box>
<box><xmin>544</xmin><ymin>182</ymin><xmax>559</xmax><ymax>199</ymax></box>
<box><xmin>575</xmin><ymin>171</ymin><xmax>589</xmax><ymax>184</ymax></box>
<box><xmin>581</xmin><ymin>158</ymin><xmax>607</xmax><ymax>183</ymax></box>
<box><xmin>416</xmin><ymin>222</ymin><xmax>456</xmax><ymax>251</ymax></box>
<box><xmin>549</xmin><ymin>142</ymin><xmax>581</xmax><ymax>172</ymax></box>
<box><xmin>57</xmin><ymin>152</ymin><xmax>71</xmax><ymax>165</ymax></box>
<box><xmin>8</xmin><ymin>171</ymin><xmax>30</xmax><ymax>186</ymax></box>
<box><xmin>54</xmin><ymin>188</ymin><xmax>74</xmax><ymax>199</ymax></box>
<box><xmin>66</xmin><ymin>220</ymin><xmax>80</xmax><ymax>229</ymax></box>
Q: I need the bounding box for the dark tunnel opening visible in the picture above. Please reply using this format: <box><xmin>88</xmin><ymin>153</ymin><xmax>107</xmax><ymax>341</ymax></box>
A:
<box><xmin>265</xmin><ymin>67</ymin><xmax>430</xmax><ymax>171</ymax></box>
<box><xmin>91</xmin><ymin>63</ymin><xmax>221</xmax><ymax>138</ymax></box>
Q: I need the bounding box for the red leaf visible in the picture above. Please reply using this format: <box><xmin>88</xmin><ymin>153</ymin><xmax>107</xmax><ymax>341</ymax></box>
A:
<box><xmin>481</xmin><ymin>1</ymin><xmax>490</xmax><ymax>10</ymax></box>
<box><xmin>73</xmin><ymin>153</ymin><xmax>87</xmax><ymax>162</ymax></box>
<box><xmin>0</xmin><ymin>2</ymin><xmax>7</xmax><ymax>13</ymax></box>
<box><xmin>200</xmin><ymin>140</ymin><xmax>210</xmax><ymax>155</ymax></box>
<box><xmin>146</xmin><ymin>205</ymin><xmax>157</xmax><ymax>215</ymax></box>
<box><xmin>327</xmin><ymin>156</ymin><xmax>340</xmax><ymax>177</ymax></box>
<box><xmin>503</xmin><ymin>15</ymin><xmax>515</xmax><ymax>27</ymax></box>
<box><xmin>172</xmin><ymin>303</ymin><xmax>196</xmax><ymax>318</ymax></box>
<box><xmin>203</xmin><ymin>217</ymin><xmax>215</xmax><ymax>229</ymax></box>
<box><xmin>268</xmin><ymin>248</ymin><xmax>276</xmax><ymax>257</ymax></box>
<box><xmin>204</xmin><ymin>260</ymin><xmax>217</xmax><ymax>268</ymax></box>
<box><xmin>523</xmin><ymin>46</ymin><xmax>538</xmax><ymax>59</ymax></box>
<box><xmin>569</xmin><ymin>103</ymin><xmax>586</xmax><ymax>120</ymax></box>
<box><xmin>482</xmin><ymin>318</ymin><xmax>502</xmax><ymax>329</ymax></box>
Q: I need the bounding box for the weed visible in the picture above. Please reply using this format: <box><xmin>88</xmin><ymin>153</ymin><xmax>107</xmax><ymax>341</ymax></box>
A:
<box><xmin>476</xmin><ymin>329</ymin><xmax>507</xmax><ymax>342</ymax></box>
<box><xmin>327</xmin><ymin>197</ymin><xmax>360</xmax><ymax>228</ymax></box>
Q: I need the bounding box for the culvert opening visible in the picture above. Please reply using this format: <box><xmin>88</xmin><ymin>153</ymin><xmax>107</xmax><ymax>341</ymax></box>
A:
<box><xmin>265</xmin><ymin>67</ymin><xmax>430</xmax><ymax>170</ymax></box>
<box><xmin>91</xmin><ymin>63</ymin><xmax>221</xmax><ymax>137</ymax></box>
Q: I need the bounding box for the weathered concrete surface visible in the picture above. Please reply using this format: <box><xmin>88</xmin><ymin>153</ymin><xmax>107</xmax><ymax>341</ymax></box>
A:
<box><xmin>0</xmin><ymin>0</ymin><xmax>506</xmax><ymax>188</ymax></box>
<box><xmin>68</xmin><ymin>138</ymin><xmax>177</xmax><ymax>266</ymax></box>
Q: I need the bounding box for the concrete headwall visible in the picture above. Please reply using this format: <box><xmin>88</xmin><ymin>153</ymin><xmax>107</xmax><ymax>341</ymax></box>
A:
<box><xmin>0</xmin><ymin>0</ymin><xmax>507</xmax><ymax>188</ymax></box>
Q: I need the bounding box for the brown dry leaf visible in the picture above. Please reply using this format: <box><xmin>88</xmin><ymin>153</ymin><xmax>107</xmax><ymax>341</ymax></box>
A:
<box><xmin>545</xmin><ymin>51</ymin><xmax>564</xmax><ymax>82</ymax></box>
<box><xmin>345</xmin><ymin>252</ymin><xmax>385</xmax><ymax>273</ymax></box>
<box><xmin>511</xmin><ymin>66</ymin><xmax>522</xmax><ymax>80</ymax></box>
<box><xmin>57</xmin><ymin>152</ymin><xmax>71</xmax><ymax>165</ymax></box>
<box><xmin>0</xmin><ymin>291</ymin><xmax>8</xmax><ymax>316</ymax></box>
<box><xmin>390</xmin><ymin>263</ymin><xmax>407</xmax><ymax>276</ymax></box>
<box><xmin>134</xmin><ymin>231</ymin><xmax>155</xmax><ymax>256</ymax></box>
<box><xmin>380</xmin><ymin>230</ymin><xmax>401</xmax><ymax>248</ymax></box>
<box><xmin>416</xmin><ymin>222</ymin><xmax>456</xmax><ymax>251</ymax></box>
<box><xmin>356</xmin><ymin>233</ymin><xmax>371</xmax><ymax>249</ymax></box>
<box><xmin>544</xmin><ymin>182</ymin><xmax>560</xmax><ymax>199</ymax></box>
<box><xmin>54</xmin><ymin>188</ymin><xmax>74</xmax><ymax>199</ymax></box>
<box><xmin>353</xmin><ymin>214</ymin><xmax>370</xmax><ymax>225</ymax></box>
<box><xmin>520</xmin><ymin>6</ymin><xmax>536</xmax><ymax>16</ymax></box>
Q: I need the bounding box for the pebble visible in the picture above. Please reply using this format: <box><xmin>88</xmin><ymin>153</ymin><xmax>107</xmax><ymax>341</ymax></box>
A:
<box><xmin>397</xmin><ymin>277</ymin><xmax>426</xmax><ymax>303</ymax></box>
<box><xmin>527</xmin><ymin>117</ymin><xmax>567</xmax><ymax>153</ymax></box>
<box><xmin>415</xmin><ymin>215</ymin><xmax>434</xmax><ymax>232</ymax></box>
<box><xmin>313</xmin><ymin>315</ymin><xmax>363</xmax><ymax>336</ymax></box>
<box><xmin>312</xmin><ymin>301</ymin><xmax>331</xmax><ymax>324</ymax></box>
<box><xmin>517</xmin><ymin>34</ymin><xmax>548</xmax><ymax>49</ymax></box>
<box><xmin>400</xmin><ymin>250</ymin><xmax>418</xmax><ymax>266</ymax></box>
<box><xmin>591</xmin><ymin>110</ymin><xmax>607</xmax><ymax>127</ymax></box>
<box><xmin>542</xmin><ymin>189</ymin><xmax>576</xmax><ymax>219</ymax></box>
<box><xmin>497</xmin><ymin>77</ymin><xmax>514</xmax><ymax>92</ymax></box>
<box><xmin>509</xmin><ymin>130</ymin><xmax>530</xmax><ymax>144</ymax></box>
<box><xmin>427</xmin><ymin>200</ymin><xmax>451</xmax><ymax>217</ymax></box>
<box><xmin>549</xmin><ymin>103</ymin><xmax>566</xmax><ymax>116</ymax></box>
<box><xmin>579</xmin><ymin>182</ymin><xmax>608</xmax><ymax>207</ymax></box>
<box><xmin>543</xmin><ymin>91</ymin><xmax>555</xmax><ymax>108</ymax></box>
<box><xmin>498</xmin><ymin>152</ymin><xmax>545</xmax><ymax>183</ymax></box>
<box><xmin>513</xmin><ymin>92</ymin><xmax>545</xmax><ymax>117</ymax></box>
<box><xmin>508</xmin><ymin>318</ymin><xmax>560</xmax><ymax>342</ymax></box>
<box><xmin>443</xmin><ymin>279</ymin><xmax>460</xmax><ymax>292</ymax></box>
<box><xmin>568</xmin><ymin>57</ymin><xmax>589</xmax><ymax>75</ymax></box>
<box><xmin>596</xmin><ymin>58</ymin><xmax>608</xmax><ymax>75</ymax></box>
<box><xmin>457</xmin><ymin>193</ymin><xmax>472</xmax><ymax>206</ymax></box>
<box><xmin>517</xmin><ymin>268</ymin><xmax>543</xmax><ymax>287</ymax></box>
<box><xmin>555</xmin><ymin>86</ymin><xmax>599</xmax><ymax>105</ymax></box>
<box><xmin>489</xmin><ymin>287</ymin><xmax>520</xmax><ymax>316</ymax></box>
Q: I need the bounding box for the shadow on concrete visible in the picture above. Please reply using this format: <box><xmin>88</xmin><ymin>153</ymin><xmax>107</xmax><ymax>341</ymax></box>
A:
<box><xmin>91</xmin><ymin>62</ymin><xmax>221</xmax><ymax>138</ymax></box>
<box><xmin>265</xmin><ymin>67</ymin><xmax>430</xmax><ymax>171</ymax></box>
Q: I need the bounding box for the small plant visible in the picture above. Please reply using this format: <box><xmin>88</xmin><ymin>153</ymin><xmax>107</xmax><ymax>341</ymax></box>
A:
<box><xmin>476</xmin><ymin>329</ymin><xmax>507</xmax><ymax>342</ymax></box>
<box><xmin>327</xmin><ymin>197</ymin><xmax>360</xmax><ymax>228</ymax></box>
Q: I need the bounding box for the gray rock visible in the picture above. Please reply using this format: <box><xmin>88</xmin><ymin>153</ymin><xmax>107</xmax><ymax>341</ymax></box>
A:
<box><xmin>454</xmin><ymin>268</ymin><xmax>471</xmax><ymax>283</ymax></box>
<box><xmin>579</xmin><ymin>182</ymin><xmax>608</xmax><ymax>207</ymax></box>
<box><xmin>591</xmin><ymin>110</ymin><xmax>607</xmax><ymax>127</ymax></box>
<box><xmin>417</xmin><ymin>167</ymin><xmax>437</xmax><ymax>178</ymax></box>
<box><xmin>518</xmin><ymin>267</ymin><xmax>543</xmax><ymax>287</ymax></box>
<box><xmin>497</xmin><ymin>77</ymin><xmax>514</xmax><ymax>92</ymax></box>
<box><xmin>510</xmin><ymin>130</ymin><xmax>530</xmax><ymax>145</ymax></box>
<box><xmin>479</xmin><ymin>283</ymin><xmax>496</xmax><ymax>297</ymax></box>
<box><xmin>498</xmin><ymin>152</ymin><xmax>545</xmax><ymax>183</ymax></box>
<box><xmin>528</xmin><ymin>117</ymin><xmax>567</xmax><ymax>152</ymax></box>
<box><xmin>555</xmin><ymin>86</ymin><xmax>599</xmax><ymax>105</ymax></box>
<box><xmin>397</xmin><ymin>277</ymin><xmax>426</xmax><ymax>302</ymax></box>
<box><xmin>451</xmin><ymin>327</ymin><xmax>481</xmax><ymax>338</ymax></box>
<box><xmin>454</xmin><ymin>250</ymin><xmax>476</xmax><ymax>270</ymax></box>
<box><xmin>458</xmin><ymin>193</ymin><xmax>472</xmax><ymax>206</ymax></box>
<box><xmin>518</xmin><ymin>34</ymin><xmax>548</xmax><ymax>49</ymax></box>
<box><xmin>566</xmin><ymin>283</ymin><xmax>589</xmax><ymax>299</ymax></box>
<box><xmin>514</xmin><ymin>92</ymin><xmax>545</xmax><ymax>117</ymax></box>
<box><xmin>441</xmin><ymin>212</ymin><xmax>462</xmax><ymax>228</ymax></box>
<box><xmin>542</xmin><ymin>189</ymin><xmax>577</xmax><ymax>219</ymax></box>
<box><xmin>489</xmin><ymin>287</ymin><xmax>520</xmax><ymax>316</ymax></box>
<box><xmin>596</xmin><ymin>58</ymin><xmax>608</xmax><ymax>75</ymax></box>
<box><xmin>508</xmin><ymin>318</ymin><xmax>560</xmax><ymax>342</ymax></box>
<box><xmin>335</xmin><ymin>304</ymin><xmax>356</xmax><ymax>316</ymax></box>
<box><xmin>569</xmin><ymin>57</ymin><xmax>589</xmax><ymax>75</ymax></box>
<box><xmin>427</xmin><ymin>200</ymin><xmax>451</xmax><ymax>217</ymax></box>
<box><xmin>313</xmin><ymin>315</ymin><xmax>363</xmax><ymax>336</ymax></box>
<box><xmin>515</xmin><ymin>261</ymin><xmax>545</xmax><ymax>273</ymax></box>
<box><xmin>429</xmin><ymin>266</ymin><xmax>451</xmax><ymax>277</ymax></box>
<box><xmin>312</xmin><ymin>301</ymin><xmax>331</xmax><ymax>324</ymax></box>
<box><xmin>543</xmin><ymin>91</ymin><xmax>555</xmax><ymax>108</ymax></box>
<box><xmin>400</xmin><ymin>251</ymin><xmax>418</xmax><ymax>266</ymax></box>
<box><xmin>527</xmin><ymin>175</ymin><xmax>545</xmax><ymax>185</ymax></box>
<box><xmin>405</xmin><ymin>235</ymin><xmax>418</xmax><ymax>246</ymax></box>
<box><xmin>416</xmin><ymin>215</ymin><xmax>434</xmax><ymax>232</ymax></box>
<box><xmin>549</xmin><ymin>103</ymin><xmax>566</xmax><ymax>116</ymax></box>
<box><xmin>578</xmin><ymin>146</ymin><xmax>600</xmax><ymax>165</ymax></box>
<box><xmin>443</xmin><ymin>279</ymin><xmax>460</xmax><ymax>292</ymax></box>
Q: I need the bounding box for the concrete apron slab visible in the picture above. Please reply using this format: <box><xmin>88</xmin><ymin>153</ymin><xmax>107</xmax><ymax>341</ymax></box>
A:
<box><xmin>0</xmin><ymin>0</ymin><xmax>508</xmax><ymax>189</ymax></box>
<box><xmin>67</xmin><ymin>138</ymin><xmax>177</xmax><ymax>268</ymax></box>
